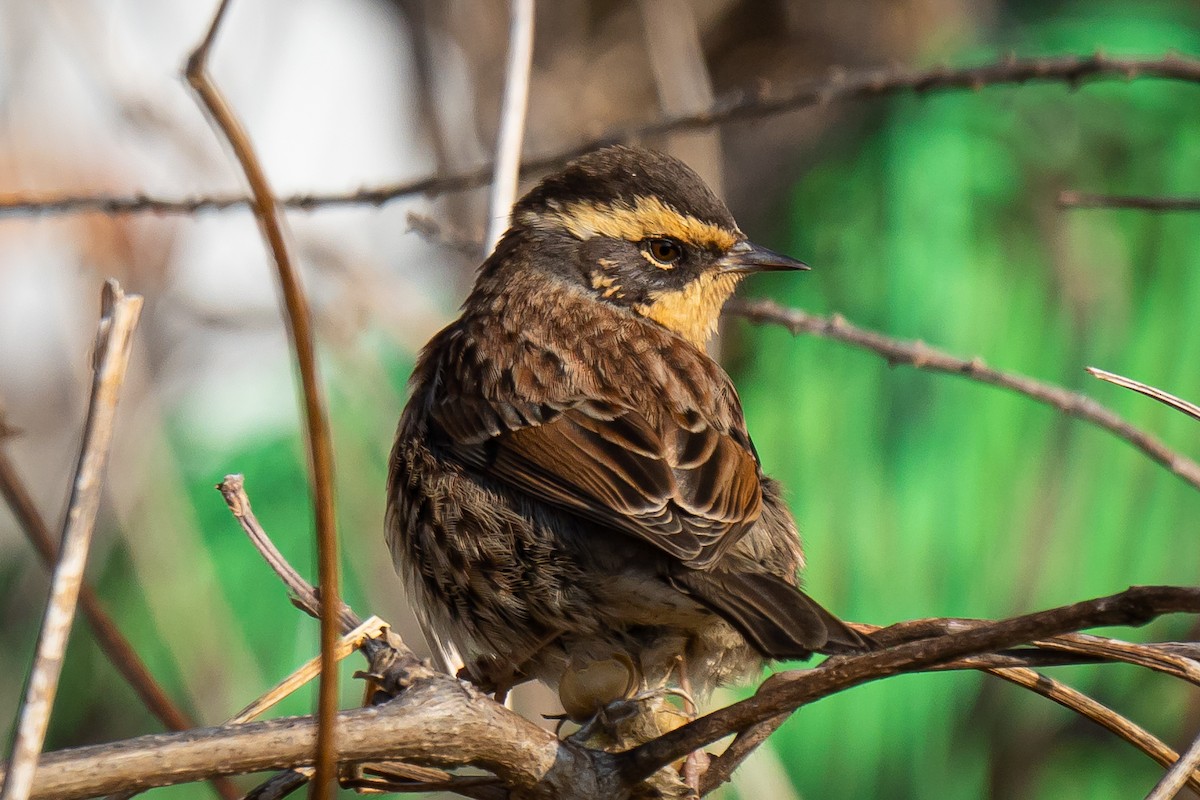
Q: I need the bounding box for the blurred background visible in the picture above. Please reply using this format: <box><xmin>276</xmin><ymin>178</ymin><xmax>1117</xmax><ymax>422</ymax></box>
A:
<box><xmin>1</xmin><ymin>0</ymin><xmax>1199</xmax><ymax>797</ymax></box>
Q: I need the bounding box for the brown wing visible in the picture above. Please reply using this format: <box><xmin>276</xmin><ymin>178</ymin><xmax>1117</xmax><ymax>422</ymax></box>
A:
<box><xmin>440</xmin><ymin>396</ymin><xmax>763</xmax><ymax>569</ymax></box>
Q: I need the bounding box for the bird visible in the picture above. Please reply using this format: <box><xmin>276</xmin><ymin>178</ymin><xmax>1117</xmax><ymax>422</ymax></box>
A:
<box><xmin>386</xmin><ymin>144</ymin><xmax>867</xmax><ymax>719</ymax></box>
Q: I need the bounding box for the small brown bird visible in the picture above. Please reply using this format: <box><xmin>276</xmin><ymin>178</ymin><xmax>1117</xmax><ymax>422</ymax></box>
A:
<box><xmin>386</xmin><ymin>145</ymin><xmax>866</xmax><ymax>715</ymax></box>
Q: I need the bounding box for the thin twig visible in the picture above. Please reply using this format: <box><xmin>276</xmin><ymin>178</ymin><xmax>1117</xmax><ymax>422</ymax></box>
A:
<box><xmin>406</xmin><ymin>212</ymin><xmax>482</xmax><ymax>257</ymax></box>
<box><xmin>1146</xmin><ymin>726</ymin><xmax>1200</xmax><ymax>800</ymax></box>
<box><xmin>183</xmin><ymin>5</ymin><xmax>342</xmax><ymax>798</ymax></box>
<box><xmin>484</xmin><ymin>0</ymin><xmax>536</xmax><ymax>253</ymax></box>
<box><xmin>699</xmin><ymin>714</ymin><xmax>787</xmax><ymax>794</ymax></box>
<box><xmin>0</xmin><ymin>280</ymin><xmax>143</xmax><ymax>800</ymax></box>
<box><xmin>1088</xmin><ymin>367</ymin><xmax>1200</xmax><ymax>422</ymax></box>
<box><xmin>216</xmin><ymin>475</ymin><xmax>359</xmax><ymax>634</ymax></box>
<box><xmin>1058</xmin><ymin>190</ymin><xmax>1200</xmax><ymax>212</ymax></box>
<box><xmin>727</xmin><ymin>298</ymin><xmax>1200</xmax><ymax>493</ymax></box>
<box><xmin>3</xmin><ymin>52</ymin><xmax>1199</xmax><ymax>220</ymax></box>
<box><xmin>0</xmin><ymin>444</ymin><xmax>239</xmax><ymax>800</ymax></box>
<box><xmin>977</xmin><ymin>665</ymin><xmax>1199</xmax><ymax>794</ymax></box>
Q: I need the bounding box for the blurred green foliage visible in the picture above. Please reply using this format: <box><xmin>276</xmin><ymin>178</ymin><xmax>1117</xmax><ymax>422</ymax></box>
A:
<box><xmin>734</xmin><ymin>3</ymin><xmax>1200</xmax><ymax>797</ymax></box>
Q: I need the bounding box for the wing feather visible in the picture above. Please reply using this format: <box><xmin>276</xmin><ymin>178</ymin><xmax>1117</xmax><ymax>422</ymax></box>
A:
<box><xmin>438</xmin><ymin>397</ymin><xmax>761</xmax><ymax>568</ymax></box>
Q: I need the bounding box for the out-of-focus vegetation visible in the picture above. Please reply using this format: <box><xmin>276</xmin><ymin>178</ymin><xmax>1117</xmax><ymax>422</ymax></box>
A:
<box><xmin>1</xmin><ymin>1</ymin><xmax>1199</xmax><ymax>798</ymax></box>
<box><xmin>735</xmin><ymin>6</ymin><xmax>1200</xmax><ymax>798</ymax></box>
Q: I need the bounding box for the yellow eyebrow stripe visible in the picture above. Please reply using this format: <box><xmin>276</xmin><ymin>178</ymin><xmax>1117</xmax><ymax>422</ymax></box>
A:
<box><xmin>522</xmin><ymin>195</ymin><xmax>739</xmax><ymax>251</ymax></box>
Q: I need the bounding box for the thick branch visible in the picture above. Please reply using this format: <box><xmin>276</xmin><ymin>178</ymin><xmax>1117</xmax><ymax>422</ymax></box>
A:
<box><xmin>2</xmin><ymin>53</ymin><xmax>1198</xmax><ymax>219</ymax></box>
<box><xmin>2</xmin><ymin>679</ymin><xmax>620</xmax><ymax>800</ymax></box>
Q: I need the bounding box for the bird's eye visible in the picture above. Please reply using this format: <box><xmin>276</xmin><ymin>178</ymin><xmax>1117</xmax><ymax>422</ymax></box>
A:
<box><xmin>642</xmin><ymin>237</ymin><xmax>683</xmax><ymax>267</ymax></box>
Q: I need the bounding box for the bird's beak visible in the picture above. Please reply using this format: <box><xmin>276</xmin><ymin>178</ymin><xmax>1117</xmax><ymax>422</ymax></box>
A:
<box><xmin>721</xmin><ymin>240</ymin><xmax>810</xmax><ymax>274</ymax></box>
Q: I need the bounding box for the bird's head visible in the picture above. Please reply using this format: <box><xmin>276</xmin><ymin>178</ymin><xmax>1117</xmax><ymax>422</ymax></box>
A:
<box><xmin>501</xmin><ymin>145</ymin><xmax>807</xmax><ymax>348</ymax></box>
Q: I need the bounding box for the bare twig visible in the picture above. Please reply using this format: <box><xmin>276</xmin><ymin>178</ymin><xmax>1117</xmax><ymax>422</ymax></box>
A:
<box><xmin>216</xmin><ymin>475</ymin><xmax>431</xmax><ymax>798</ymax></box>
<box><xmin>1088</xmin><ymin>367</ymin><xmax>1200</xmax><ymax>422</ymax></box>
<box><xmin>701</xmin><ymin>628</ymin><xmax>1200</xmax><ymax>795</ymax></box>
<box><xmin>484</xmin><ymin>0</ymin><xmax>536</xmax><ymax>253</ymax></box>
<box><xmin>183</xmin><ymin>4</ymin><xmax>342</xmax><ymax>797</ymax></box>
<box><xmin>727</xmin><ymin>298</ymin><xmax>1200</xmax><ymax>492</ymax></box>
<box><xmin>1146</xmin><ymin>727</ymin><xmax>1200</xmax><ymax>800</ymax></box>
<box><xmin>406</xmin><ymin>212</ymin><xmax>482</xmax><ymax>257</ymax></box>
<box><xmin>978</xmin><ymin>665</ymin><xmax>1199</xmax><ymax>794</ymax></box>
<box><xmin>1</xmin><ymin>281</ymin><xmax>143</xmax><ymax>800</ymax></box>
<box><xmin>216</xmin><ymin>475</ymin><xmax>358</xmax><ymax>634</ymax></box>
<box><xmin>1058</xmin><ymin>190</ymin><xmax>1200</xmax><ymax>212</ymax></box>
<box><xmin>3</xmin><ymin>53</ymin><xmax>1199</xmax><ymax>220</ymax></box>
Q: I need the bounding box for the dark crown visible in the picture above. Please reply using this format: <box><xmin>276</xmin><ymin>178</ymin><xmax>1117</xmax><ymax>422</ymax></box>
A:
<box><xmin>514</xmin><ymin>145</ymin><xmax>738</xmax><ymax>232</ymax></box>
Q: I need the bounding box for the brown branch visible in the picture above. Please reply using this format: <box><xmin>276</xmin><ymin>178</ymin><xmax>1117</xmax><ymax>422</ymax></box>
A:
<box><xmin>3</xmin><ymin>52</ymin><xmax>1199</xmax><ymax>220</ymax></box>
<box><xmin>701</xmin><ymin>626</ymin><xmax>1200</xmax><ymax>795</ymax></box>
<box><xmin>1058</xmin><ymin>190</ymin><xmax>1200</xmax><ymax>212</ymax></box>
<box><xmin>1</xmin><ymin>281</ymin><xmax>143</xmax><ymax>800</ymax></box>
<box><xmin>1146</xmin><ymin>725</ymin><xmax>1200</xmax><ymax>800</ymax></box>
<box><xmin>183</xmin><ymin>5</ymin><xmax>342</xmax><ymax>798</ymax></box>
<box><xmin>619</xmin><ymin>585</ymin><xmax>1200</xmax><ymax>784</ymax></box>
<box><xmin>727</xmin><ymin>298</ymin><xmax>1200</xmax><ymax>493</ymax></box>
<box><xmin>216</xmin><ymin>475</ymin><xmax>359</xmax><ymax>635</ymax></box>
<box><xmin>974</xmin><ymin>664</ymin><xmax>1199</xmax><ymax>794</ymax></box>
<box><xmin>2</xmin><ymin>679</ymin><xmax>620</xmax><ymax>800</ymax></box>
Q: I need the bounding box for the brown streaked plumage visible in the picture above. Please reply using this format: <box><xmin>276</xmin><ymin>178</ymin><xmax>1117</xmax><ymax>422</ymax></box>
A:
<box><xmin>386</xmin><ymin>145</ymin><xmax>867</xmax><ymax>714</ymax></box>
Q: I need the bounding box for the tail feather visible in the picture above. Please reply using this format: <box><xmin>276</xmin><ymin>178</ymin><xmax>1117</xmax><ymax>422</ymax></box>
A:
<box><xmin>670</xmin><ymin>569</ymin><xmax>871</xmax><ymax>659</ymax></box>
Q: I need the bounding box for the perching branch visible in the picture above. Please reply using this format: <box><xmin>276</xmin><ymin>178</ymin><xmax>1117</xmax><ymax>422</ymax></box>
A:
<box><xmin>0</xmin><ymin>281</ymin><xmax>142</xmax><ymax>800</ymax></box>
<box><xmin>183</xmin><ymin>3</ymin><xmax>343</xmax><ymax>797</ymax></box>
<box><xmin>727</xmin><ymin>298</ymin><xmax>1200</xmax><ymax>493</ymax></box>
<box><xmin>618</xmin><ymin>585</ymin><xmax>1200</xmax><ymax>784</ymax></box>
<box><xmin>2</xmin><ymin>52</ymin><xmax>1198</xmax><ymax>220</ymax></box>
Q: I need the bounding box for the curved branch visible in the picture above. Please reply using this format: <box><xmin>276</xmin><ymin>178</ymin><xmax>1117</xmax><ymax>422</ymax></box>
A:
<box><xmin>619</xmin><ymin>585</ymin><xmax>1200</xmax><ymax>784</ymax></box>
<box><xmin>2</xmin><ymin>679</ymin><xmax>620</xmax><ymax>800</ymax></box>
<box><xmin>183</xmin><ymin>3</ymin><xmax>343</xmax><ymax>795</ymax></box>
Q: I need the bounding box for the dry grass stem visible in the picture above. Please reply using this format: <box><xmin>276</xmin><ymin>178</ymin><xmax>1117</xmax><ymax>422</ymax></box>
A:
<box><xmin>231</xmin><ymin>617</ymin><xmax>388</xmax><ymax>725</ymax></box>
<box><xmin>183</xmin><ymin>3</ymin><xmax>343</xmax><ymax>796</ymax></box>
<box><xmin>484</xmin><ymin>0</ymin><xmax>536</xmax><ymax>253</ymax></box>
<box><xmin>0</xmin><ymin>281</ymin><xmax>143</xmax><ymax>800</ymax></box>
